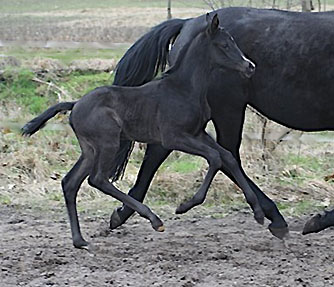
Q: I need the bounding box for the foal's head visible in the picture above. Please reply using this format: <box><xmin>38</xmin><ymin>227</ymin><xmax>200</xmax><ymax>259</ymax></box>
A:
<box><xmin>206</xmin><ymin>14</ymin><xmax>255</xmax><ymax>78</ymax></box>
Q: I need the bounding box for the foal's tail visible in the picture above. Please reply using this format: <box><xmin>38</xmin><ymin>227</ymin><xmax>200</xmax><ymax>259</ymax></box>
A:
<box><xmin>22</xmin><ymin>102</ymin><xmax>76</xmax><ymax>136</ymax></box>
<box><xmin>109</xmin><ymin>18</ymin><xmax>188</xmax><ymax>182</ymax></box>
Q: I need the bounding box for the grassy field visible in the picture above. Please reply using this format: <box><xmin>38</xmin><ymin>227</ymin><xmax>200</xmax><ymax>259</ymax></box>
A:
<box><xmin>1</xmin><ymin>62</ymin><xmax>334</xmax><ymax>218</ymax></box>
<box><xmin>1</xmin><ymin>0</ymin><xmax>334</xmax><ymax>219</ymax></box>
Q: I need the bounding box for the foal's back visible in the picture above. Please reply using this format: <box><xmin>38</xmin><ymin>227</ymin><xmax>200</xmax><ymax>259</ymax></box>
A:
<box><xmin>70</xmin><ymin>80</ymin><xmax>169</xmax><ymax>143</ymax></box>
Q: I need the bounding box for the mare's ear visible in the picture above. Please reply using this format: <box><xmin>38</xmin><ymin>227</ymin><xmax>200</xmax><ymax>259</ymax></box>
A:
<box><xmin>207</xmin><ymin>13</ymin><xmax>219</xmax><ymax>35</ymax></box>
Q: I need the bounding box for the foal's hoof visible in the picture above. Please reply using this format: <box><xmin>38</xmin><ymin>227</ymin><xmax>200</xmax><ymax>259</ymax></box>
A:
<box><xmin>269</xmin><ymin>224</ymin><xmax>290</xmax><ymax>240</ymax></box>
<box><xmin>157</xmin><ymin>225</ymin><xmax>165</xmax><ymax>232</ymax></box>
<box><xmin>153</xmin><ymin>223</ymin><xmax>165</xmax><ymax>232</ymax></box>
<box><xmin>254</xmin><ymin>210</ymin><xmax>265</xmax><ymax>225</ymax></box>
<box><xmin>302</xmin><ymin>214</ymin><xmax>322</xmax><ymax>235</ymax></box>
<box><xmin>152</xmin><ymin>218</ymin><xmax>165</xmax><ymax>232</ymax></box>
<box><xmin>110</xmin><ymin>207</ymin><xmax>123</xmax><ymax>230</ymax></box>
<box><xmin>175</xmin><ymin>202</ymin><xmax>192</xmax><ymax>214</ymax></box>
<box><xmin>73</xmin><ymin>238</ymin><xmax>93</xmax><ymax>251</ymax></box>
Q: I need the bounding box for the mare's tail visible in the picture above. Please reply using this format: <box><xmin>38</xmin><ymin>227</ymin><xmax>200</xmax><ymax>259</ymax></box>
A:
<box><xmin>113</xmin><ymin>18</ymin><xmax>188</xmax><ymax>86</ymax></box>
<box><xmin>110</xmin><ymin>18</ymin><xmax>188</xmax><ymax>182</ymax></box>
<box><xmin>22</xmin><ymin>102</ymin><xmax>76</xmax><ymax>136</ymax></box>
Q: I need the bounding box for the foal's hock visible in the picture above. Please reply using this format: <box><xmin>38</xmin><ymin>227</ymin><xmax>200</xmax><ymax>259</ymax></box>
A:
<box><xmin>22</xmin><ymin>14</ymin><xmax>261</xmax><ymax>250</ymax></box>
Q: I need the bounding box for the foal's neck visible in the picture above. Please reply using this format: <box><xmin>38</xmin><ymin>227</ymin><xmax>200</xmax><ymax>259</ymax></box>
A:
<box><xmin>168</xmin><ymin>33</ymin><xmax>213</xmax><ymax>97</ymax></box>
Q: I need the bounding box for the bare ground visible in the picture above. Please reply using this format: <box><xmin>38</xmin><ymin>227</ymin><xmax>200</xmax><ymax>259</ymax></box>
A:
<box><xmin>1</xmin><ymin>204</ymin><xmax>334</xmax><ymax>287</ymax></box>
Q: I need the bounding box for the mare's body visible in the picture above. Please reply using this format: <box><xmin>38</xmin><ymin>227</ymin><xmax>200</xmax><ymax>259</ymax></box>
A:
<box><xmin>111</xmin><ymin>7</ymin><xmax>334</xmax><ymax>236</ymax></box>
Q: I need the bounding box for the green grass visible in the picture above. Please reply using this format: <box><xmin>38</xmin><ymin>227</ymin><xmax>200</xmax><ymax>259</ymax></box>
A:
<box><xmin>162</xmin><ymin>154</ymin><xmax>204</xmax><ymax>173</ymax></box>
<box><xmin>0</xmin><ymin>67</ymin><xmax>113</xmax><ymax>115</ymax></box>
<box><xmin>1</xmin><ymin>47</ymin><xmax>128</xmax><ymax>65</ymax></box>
<box><xmin>277</xmin><ymin>152</ymin><xmax>334</xmax><ymax>186</ymax></box>
<box><xmin>277</xmin><ymin>200</ymin><xmax>326</xmax><ymax>216</ymax></box>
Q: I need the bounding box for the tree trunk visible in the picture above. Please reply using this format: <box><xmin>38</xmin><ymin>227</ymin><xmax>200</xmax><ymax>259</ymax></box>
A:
<box><xmin>167</xmin><ymin>0</ymin><xmax>172</xmax><ymax>19</ymax></box>
<box><xmin>301</xmin><ymin>0</ymin><xmax>312</xmax><ymax>11</ymax></box>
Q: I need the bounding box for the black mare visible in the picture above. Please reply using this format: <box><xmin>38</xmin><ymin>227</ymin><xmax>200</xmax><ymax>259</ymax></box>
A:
<box><xmin>22</xmin><ymin>15</ymin><xmax>263</xmax><ymax>249</ymax></box>
<box><xmin>110</xmin><ymin>7</ymin><xmax>334</xmax><ymax>237</ymax></box>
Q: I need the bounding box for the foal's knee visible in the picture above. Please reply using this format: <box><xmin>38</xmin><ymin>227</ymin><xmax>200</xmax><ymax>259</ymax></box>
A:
<box><xmin>61</xmin><ymin>177</ymin><xmax>76</xmax><ymax>203</ymax></box>
<box><xmin>220</xmin><ymin>150</ymin><xmax>239</xmax><ymax>173</ymax></box>
<box><xmin>208</xmin><ymin>151</ymin><xmax>223</xmax><ymax>170</ymax></box>
<box><xmin>87</xmin><ymin>174</ymin><xmax>105</xmax><ymax>189</ymax></box>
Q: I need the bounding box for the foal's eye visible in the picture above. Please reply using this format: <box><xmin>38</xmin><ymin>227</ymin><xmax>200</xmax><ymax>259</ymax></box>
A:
<box><xmin>222</xmin><ymin>43</ymin><xmax>229</xmax><ymax>50</ymax></box>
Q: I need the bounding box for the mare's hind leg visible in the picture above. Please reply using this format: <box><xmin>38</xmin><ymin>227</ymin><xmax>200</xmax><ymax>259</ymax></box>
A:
<box><xmin>303</xmin><ymin>209</ymin><xmax>334</xmax><ymax>235</ymax></box>
<box><xmin>110</xmin><ymin>144</ymin><xmax>171</xmax><ymax>230</ymax></box>
<box><xmin>172</xmin><ymin>132</ymin><xmax>264</xmax><ymax>225</ymax></box>
<box><xmin>87</xmin><ymin>137</ymin><xmax>164</xmax><ymax>232</ymax></box>
<box><xmin>62</xmin><ymin>155</ymin><xmax>91</xmax><ymax>249</ymax></box>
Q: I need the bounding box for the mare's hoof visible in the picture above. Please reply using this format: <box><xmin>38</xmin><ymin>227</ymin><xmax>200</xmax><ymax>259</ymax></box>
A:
<box><xmin>110</xmin><ymin>207</ymin><xmax>123</xmax><ymax>230</ymax></box>
<box><xmin>269</xmin><ymin>225</ymin><xmax>290</xmax><ymax>240</ymax></box>
<box><xmin>302</xmin><ymin>214</ymin><xmax>322</xmax><ymax>235</ymax></box>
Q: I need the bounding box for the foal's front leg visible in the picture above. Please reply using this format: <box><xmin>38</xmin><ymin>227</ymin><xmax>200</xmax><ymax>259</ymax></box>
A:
<box><xmin>163</xmin><ymin>133</ymin><xmax>265</xmax><ymax>224</ymax></box>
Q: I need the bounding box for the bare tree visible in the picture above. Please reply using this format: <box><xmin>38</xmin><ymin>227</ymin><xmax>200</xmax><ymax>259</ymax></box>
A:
<box><xmin>167</xmin><ymin>0</ymin><xmax>172</xmax><ymax>19</ymax></box>
<box><xmin>301</xmin><ymin>0</ymin><xmax>312</xmax><ymax>11</ymax></box>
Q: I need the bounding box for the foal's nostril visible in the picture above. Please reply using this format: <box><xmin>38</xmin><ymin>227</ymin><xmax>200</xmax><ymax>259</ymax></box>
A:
<box><xmin>248</xmin><ymin>62</ymin><xmax>255</xmax><ymax>72</ymax></box>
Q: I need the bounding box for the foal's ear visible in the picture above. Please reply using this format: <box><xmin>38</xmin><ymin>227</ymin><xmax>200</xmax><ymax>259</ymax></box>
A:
<box><xmin>207</xmin><ymin>13</ymin><xmax>219</xmax><ymax>35</ymax></box>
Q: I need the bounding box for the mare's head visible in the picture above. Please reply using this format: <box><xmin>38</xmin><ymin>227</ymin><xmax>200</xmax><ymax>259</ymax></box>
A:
<box><xmin>206</xmin><ymin>14</ymin><xmax>255</xmax><ymax>78</ymax></box>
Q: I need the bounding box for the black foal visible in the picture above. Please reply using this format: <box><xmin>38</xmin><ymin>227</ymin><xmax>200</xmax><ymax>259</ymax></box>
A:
<box><xmin>22</xmin><ymin>14</ymin><xmax>262</xmax><ymax>249</ymax></box>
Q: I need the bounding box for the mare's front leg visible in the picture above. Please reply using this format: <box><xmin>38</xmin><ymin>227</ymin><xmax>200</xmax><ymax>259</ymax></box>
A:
<box><xmin>172</xmin><ymin>133</ymin><xmax>265</xmax><ymax>225</ymax></box>
<box><xmin>211</xmin><ymin>101</ymin><xmax>288</xmax><ymax>239</ymax></box>
<box><xmin>110</xmin><ymin>144</ymin><xmax>172</xmax><ymax>229</ymax></box>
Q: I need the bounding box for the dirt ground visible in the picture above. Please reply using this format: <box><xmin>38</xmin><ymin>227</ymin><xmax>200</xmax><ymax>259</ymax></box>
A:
<box><xmin>1</xmin><ymin>204</ymin><xmax>334</xmax><ymax>287</ymax></box>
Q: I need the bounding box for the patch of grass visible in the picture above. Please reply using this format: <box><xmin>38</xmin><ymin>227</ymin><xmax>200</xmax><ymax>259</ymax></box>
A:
<box><xmin>277</xmin><ymin>152</ymin><xmax>334</xmax><ymax>186</ymax></box>
<box><xmin>0</xmin><ymin>68</ymin><xmax>112</xmax><ymax>115</ymax></box>
<box><xmin>61</xmin><ymin>71</ymin><xmax>112</xmax><ymax>98</ymax></box>
<box><xmin>161</xmin><ymin>153</ymin><xmax>205</xmax><ymax>173</ymax></box>
<box><xmin>1</xmin><ymin>47</ymin><xmax>127</xmax><ymax>65</ymax></box>
<box><xmin>166</xmin><ymin>156</ymin><xmax>204</xmax><ymax>173</ymax></box>
<box><xmin>277</xmin><ymin>200</ymin><xmax>326</xmax><ymax>216</ymax></box>
<box><xmin>0</xmin><ymin>68</ymin><xmax>50</xmax><ymax>114</ymax></box>
<box><xmin>0</xmin><ymin>195</ymin><xmax>12</xmax><ymax>205</ymax></box>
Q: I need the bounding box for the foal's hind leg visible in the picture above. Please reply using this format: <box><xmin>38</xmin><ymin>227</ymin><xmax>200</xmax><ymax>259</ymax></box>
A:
<box><xmin>110</xmin><ymin>144</ymin><xmax>171</xmax><ymax>230</ymax></box>
<box><xmin>62</xmin><ymin>155</ymin><xmax>91</xmax><ymax>249</ymax></box>
<box><xmin>88</xmin><ymin>139</ymin><xmax>164</xmax><ymax>232</ymax></box>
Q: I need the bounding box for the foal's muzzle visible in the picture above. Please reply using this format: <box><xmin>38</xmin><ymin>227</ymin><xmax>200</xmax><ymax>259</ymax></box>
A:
<box><xmin>241</xmin><ymin>58</ymin><xmax>256</xmax><ymax>78</ymax></box>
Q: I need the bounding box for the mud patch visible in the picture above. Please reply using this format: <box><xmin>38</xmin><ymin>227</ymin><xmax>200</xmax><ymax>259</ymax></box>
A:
<box><xmin>1</xmin><ymin>205</ymin><xmax>334</xmax><ymax>287</ymax></box>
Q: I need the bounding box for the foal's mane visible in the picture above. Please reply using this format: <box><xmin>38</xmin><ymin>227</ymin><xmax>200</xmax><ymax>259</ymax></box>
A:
<box><xmin>162</xmin><ymin>26</ymin><xmax>207</xmax><ymax>78</ymax></box>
